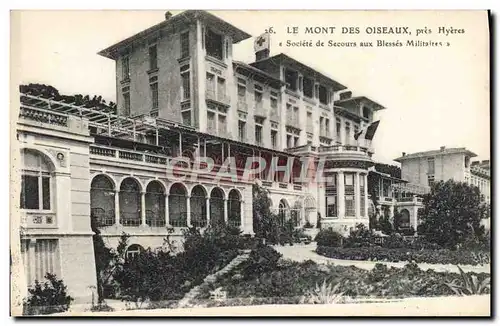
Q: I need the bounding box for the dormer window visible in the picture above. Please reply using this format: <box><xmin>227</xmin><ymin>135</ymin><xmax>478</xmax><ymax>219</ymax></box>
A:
<box><xmin>303</xmin><ymin>77</ymin><xmax>314</xmax><ymax>98</ymax></box>
<box><xmin>319</xmin><ymin>85</ymin><xmax>328</xmax><ymax>105</ymax></box>
<box><xmin>363</xmin><ymin>106</ymin><xmax>370</xmax><ymax>119</ymax></box>
<box><xmin>285</xmin><ymin>69</ymin><xmax>298</xmax><ymax>92</ymax></box>
<box><xmin>205</xmin><ymin>29</ymin><xmax>223</xmax><ymax>60</ymax></box>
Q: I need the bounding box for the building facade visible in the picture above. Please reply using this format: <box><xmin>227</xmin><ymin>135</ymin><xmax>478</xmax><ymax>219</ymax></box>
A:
<box><xmin>15</xmin><ymin>10</ymin><xmax>387</xmax><ymax>302</ymax></box>
<box><xmin>394</xmin><ymin>146</ymin><xmax>490</xmax><ymax>204</ymax></box>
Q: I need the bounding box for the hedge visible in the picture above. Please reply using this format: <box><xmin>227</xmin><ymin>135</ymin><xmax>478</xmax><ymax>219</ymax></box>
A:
<box><xmin>316</xmin><ymin>246</ymin><xmax>490</xmax><ymax>266</ymax></box>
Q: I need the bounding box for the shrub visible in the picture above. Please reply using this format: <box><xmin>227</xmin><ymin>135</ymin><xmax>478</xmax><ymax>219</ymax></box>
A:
<box><xmin>242</xmin><ymin>244</ymin><xmax>282</xmax><ymax>278</ymax></box>
<box><xmin>304</xmin><ymin>221</ymin><xmax>314</xmax><ymax>229</ymax></box>
<box><xmin>292</xmin><ymin>228</ymin><xmax>312</xmax><ymax>244</ymax></box>
<box><xmin>23</xmin><ymin>273</ymin><xmax>74</xmax><ymax>315</ymax></box>
<box><xmin>344</xmin><ymin>224</ymin><xmax>375</xmax><ymax>248</ymax></box>
<box><xmin>444</xmin><ymin>266</ymin><xmax>491</xmax><ymax>295</ymax></box>
<box><xmin>316</xmin><ymin>246</ymin><xmax>490</xmax><ymax>266</ymax></box>
<box><xmin>314</xmin><ymin>228</ymin><xmax>344</xmax><ymax>247</ymax></box>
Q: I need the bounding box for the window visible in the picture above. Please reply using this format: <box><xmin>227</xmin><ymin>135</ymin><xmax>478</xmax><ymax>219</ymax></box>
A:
<box><xmin>21</xmin><ymin>239</ymin><xmax>60</xmax><ymax>287</ymax></box>
<box><xmin>218</xmin><ymin>114</ymin><xmax>227</xmax><ymax>135</ymax></box>
<box><xmin>465</xmin><ymin>156</ymin><xmax>470</xmax><ymax>168</ymax></box>
<box><xmin>238</xmin><ymin>120</ymin><xmax>246</xmax><ymax>142</ymax></box>
<box><xmin>285</xmin><ymin>69</ymin><xmax>298</xmax><ymax>91</ymax></box>
<box><xmin>181</xmin><ymin>70</ymin><xmax>190</xmax><ymax>100</ymax></box>
<box><xmin>254</xmin><ymin>84</ymin><xmax>263</xmax><ymax>103</ymax></box>
<box><xmin>271</xmin><ymin>130</ymin><xmax>278</xmax><ymax>149</ymax></box>
<box><xmin>428</xmin><ymin>175</ymin><xmax>435</xmax><ymax>186</ymax></box>
<box><xmin>336</xmin><ymin>118</ymin><xmax>341</xmax><ymax>140</ymax></box>
<box><xmin>319</xmin><ymin>116</ymin><xmax>324</xmax><ymax>132</ymax></box>
<box><xmin>217</xmin><ymin>77</ymin><xmax>226</xmax><ymax>102</ymax></box>
<box><xmin>255</xmin><ymin>124</ymin><xmax>263</xmax><ymax>145</ymax></box>
<box><xmin>286</xmin><ymin>134</ymin><xmax>292</xmax><ymax>148</ymax></box>
<box><xmin>150</xmin><ymin>82</ymin><xmax>159</xmax><ymax>109</ymax></box>
<box><xmin>294</xmin><ymin>136</ymin><xmax>299</xmax><ymax>147</ymax></box>
<box><xmin>360</xmin><ymin>175</ymin><xmax>366</xmax><ymax>217</ymax></box>
<box><xmin>319</xmin><ymin>85</ymin><xmax>328</xmax><ymax>104</ymax></box>
<box><xmin>354</xmin><ymin>125</ymin><xmax>359</xmax><ymax>138</ymax></box>
<box><xmin>205</xmin><ymin>29</ymin><xmax>223</xmax><ymax>60</ymax></box>
<box><xmin>181</xmin><ymin>111</ymin><xmax>191</xmax><ymax>126</ymax></box>
<box><xmin>325</xmin><ymin>118</ymin><xmax>330</xmax><ymax>136</ymax></box>
<box><xmin>293</xmin><ymin>106</ymin><xmax>299</xmax><ymax>122</ymax></box>
<box><xmin>270</xmin><ymin>91</ymin><xmax>278</xmax><ymax>108</ymax></box>
<box><xmin>237</xmin><ymin>78</ymin><xmax>246</xmax><ymax>101</ymax></box>
<box><xmin>427</xmin><ymin>157</ymin><xmax>435</xmax><ymax>174</ymax></box>
<box><xmin>344</xmin><ymin>173</ymin><xmax>355</xmax><ymax>217</ymax></box>
<box><xmin>20</xmin><ymin>150</ymin><xmax>52</xmax><ymax>210</ymax></box>
<box><xmin>122</xmin><ymin>90</ymin><xmax>130</xmax><ymax>116</ymax></box>
<box><xmin>345</xmin><ymin>122</ymin><xmax>351</xmax><ymax>141</ymax></box>
<box><xmin>122</xmin><ymin>56</ymin><xmax>130</xmax><ymax>80</ymax></box>
<box><xmin>307</xmin><ymin>112</ymin><xmax>313</xmax><ymax>131</ymax></box>
<box><xmin>180</xmin><ymin>31</ymin><xmax>190</xmax><ymax>58</ymax></box>
<box><xmin>206</xmin><ymin>73</ymin><xmax>215</xmax><ymax>96</ymax></box>
<box><xmin>326</xmin><ymin>196</ymin><xmax>337</xmax><ymax>217</ymax></box>
<box><xmin>207</xmin><ymin>111</ymin><xmax>216</xmax><ymax>133</ymax></box>
<box><xmin>149</xmin><ymin>44</ymin><xmax>158</xmax><ymax>70</ymax></box>
<box><xmin>303</xmin><ymin>77</ymin><xmax>314</xmax><ymax>98</ymax></box>
<box><xmin>363</xmin><ymin>106</ymin><xmax>370</xmax><ymax>119</ymax></box>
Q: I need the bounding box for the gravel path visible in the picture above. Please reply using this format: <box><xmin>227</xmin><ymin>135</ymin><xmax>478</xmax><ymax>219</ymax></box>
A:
<box><xmin>274</xmin><ymin>243</ymin><xmax>491</xmax><ymax>274</ymax></box>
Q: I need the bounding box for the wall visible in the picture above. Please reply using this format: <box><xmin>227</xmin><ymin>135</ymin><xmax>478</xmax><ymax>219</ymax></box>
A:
<box><xmin>400</xmin><ymin>152</ymin><xmax>467</xmax><ymax>186</ymax></box>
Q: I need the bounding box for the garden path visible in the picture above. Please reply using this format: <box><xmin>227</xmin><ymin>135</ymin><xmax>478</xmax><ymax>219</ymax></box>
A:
<box><xmin>274</xmin><ymin>243</ymin><xmax>490</xmax><ymax>274</ymax></box>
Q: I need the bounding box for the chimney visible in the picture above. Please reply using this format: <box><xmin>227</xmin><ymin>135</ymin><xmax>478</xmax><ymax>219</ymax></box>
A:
<box><xmin>255</xmin><ymin>49</ymin><xmax>270</xmax><ymax>62</ymax></box>
<box><xmin>402</xmin><ymin>152</ymin><xmax>406</xmax><ymax>157</ymax></box>
<box><xmin>440</xmin><ymin>146</ymin><xmax>446</xmax><ymax>152</ymax></box>
<box><xmin>165</xmin><ymin>11</ymin><xmax>173</xmax><ymax>20</ymax></box>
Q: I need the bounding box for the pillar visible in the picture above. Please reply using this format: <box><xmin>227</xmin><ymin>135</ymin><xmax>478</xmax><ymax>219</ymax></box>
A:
<box><xmin>240</xmin><ymin>199</ymin><xmax>245</xmax><ymax>228</ymax></box>
<box><xmin>165</xmin><ymin>194</ymin><xmax>169</xmax><ymax>226</ymax></box>
<box><xmin>224</xmin><ymin>198</ymin><xmax>228</xmax><ymax>224</ymax></box>
<box><xmin>186</xmin><ymin>195</ymin><xmax>191</xmax><ymax>227</ymax></box>
<box><xmin>114</xmin><ymin>191</ymin><xmax>120</xmax><ymax>225</ymax></box>
<box><xmin>355</xmin><ymin>172</ymin><xmax>361</xmax><ymax>219</ymax></box>
<box><xmin>337</xmin><ymin>171</ymin><xmax>345</xmax><ymax>219</ymax></box>
<box><xmin>364</xmin><ymin>174</ymin><xmax>369</xmax><ymax>219</ymax></box>
<box><xmin>140</xmin><ymin>191</ymin><xmax>146</xmax><ymax>226</ymax></box>
<box><xmin>206</xmin><ymin>197</ymin><xmax>210</xmax><ymax>226</ymax></box>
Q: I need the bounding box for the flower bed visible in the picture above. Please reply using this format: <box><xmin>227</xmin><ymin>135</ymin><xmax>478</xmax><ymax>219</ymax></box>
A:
<box><xmin>193</xmin><ymin>247</ymin><xmax>490</xmax><ymax>307</ymax></box>
<box><xmin>316</xmin><ymin>246</ymin><xmax>490</xmax><ymax>266</ymax></box>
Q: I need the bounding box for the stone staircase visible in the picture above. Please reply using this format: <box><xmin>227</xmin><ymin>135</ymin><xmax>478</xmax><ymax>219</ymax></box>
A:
<box><xmin>176</xmin><ymin>251</ymin><xmax>250</xmax><ymax>309</ymax></box>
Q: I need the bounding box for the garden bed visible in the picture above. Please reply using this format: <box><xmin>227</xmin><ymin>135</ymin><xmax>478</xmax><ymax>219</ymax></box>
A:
<box><xmin>316</xmin><ymin>246</ymin><xmax>490</xmax><ymax>266</ymax></box>
<box><xmin>193</xmin><ymin>254</ymin><xmax>490</xmax><ymax>307</ymax></box>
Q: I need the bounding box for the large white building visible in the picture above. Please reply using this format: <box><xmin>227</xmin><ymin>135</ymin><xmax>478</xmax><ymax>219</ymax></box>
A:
<box><xmin>14</xmin><ymin>10</ymin><xmax>386</xmax><ymax>303</ymax></box>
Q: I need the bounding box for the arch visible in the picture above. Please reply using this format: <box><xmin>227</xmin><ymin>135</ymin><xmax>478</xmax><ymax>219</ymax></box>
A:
<box><xmin>227</xmin><ymin>189</ymin><xmax>242</xmax><ymax>228</ymax></box>
<box><xmin>209</xmin><ymin>187</ymin><xmax>225</xmax><ymax>226</ymax></box>
<box><xmin>399</xmin><ymin>209</ymin><xmax>411</xmax><ymax>229</ymax></box>
<box><xmin>120</xmin><ymin>177</ymin><xmax>141</xmax><ymax>226</ymax></box>
<box><xmin>304</xmin><ymin>196</ymin><xmax>316</xmax><ymax>210</ymax></box>
<box><xmin>290</xmin><ymin>200</ymin><xmax>302</xmax><ymax>227</ymax></box>
<box><xmin>20</xmin><ymin>147</ymin><xmax>57</xmax><ymax>172</ymax></box>
<box><xmin>145</xmin><ymin>180</ymin><xmax>165</xmax><ymax>227</ymax></box>
<box><xmin>91</xmin><ymin>174</ymin><xmax>116</xmax><ymax>226</ymax></box>
<box><xmin>169</xmin><ymin>182</ymin><xmax>188</xmax><ymax>227</ymax></box>
<box><xmin>20</xmin><ymin>149</ymin><xmax>56</xmax><ymax>211</ymax></box>
<box><xmin>126</xmin><ymin>244</ymin><xmax>144</xmax><ymax>260</ymax></box>
<box><xmin>191</xmin><ymin>185</ymin><xmax>208</xmax><ymax>228</ymax></box>
<box><xmin>278</xmin><ymin>199</ymin><xmax>290</xmax><ymax>226</ymax></box>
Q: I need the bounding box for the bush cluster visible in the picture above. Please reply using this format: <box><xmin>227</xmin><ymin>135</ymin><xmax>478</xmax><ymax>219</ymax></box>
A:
<box><xmin>23</xmin><ymin>273</ymin><xmax>74</xmax><ymax>315</ymax></box>
<box><xmin>316</xmin><ymin>246</ymin><xmax>490</xmax><ymax>266</ymax></box>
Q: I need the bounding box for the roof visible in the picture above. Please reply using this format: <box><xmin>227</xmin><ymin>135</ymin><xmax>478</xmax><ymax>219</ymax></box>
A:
<box><xmin>98</xmin><ymin>10</ymin><xmax>251</xmax><ymax>60</ymax></box>
<box><xmin>250</xmin><ymin>53</ymin><xmax>348</xmax><ymax>91</ymax></box>
<box><xmin>394</xmin><ymin>147</ymin><xmax>478</xmax><ymax>162</ymax></box>
<box><xmin>233</xmin><ymin>60</ymin><xmax>285</xmax><ymax>87</ymax></box>
<box><xmin>335</xmin><ymin>96</ymin><xmax>386</xmax><ymax>111</ymax></box>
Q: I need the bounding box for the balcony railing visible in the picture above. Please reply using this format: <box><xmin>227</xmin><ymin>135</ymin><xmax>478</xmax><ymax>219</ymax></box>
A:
<box><xmin>286</xmin><ymin>115</ymin><xmax>300</xmax><ymax>128</ymax></box>
<box><xmin>90</xmin><ymin>145</ymin><xmax>170</xmax><ymax>166</ymax></box>
<box><xmin>237</xmin><ymin>100</ymin><xmax>248</xmax><ymax>112</ymax></box>
<box><xmin>20</xmin><ymin>106</ymin><xmax>69</xmax><ymax>127</ymax></box>
<box><xmin>205</xmin><ymin>89</ymin><xmax>230</xmax><ymax>105</ymax></box>
<box><xmin>254</xmin><ymin>102</ymin><xmax>267</xmax><ymax>117</ymax></box>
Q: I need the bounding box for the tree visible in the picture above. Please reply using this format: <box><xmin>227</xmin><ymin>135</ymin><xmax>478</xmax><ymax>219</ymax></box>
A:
<box><xmin>252</xmin><ymin>184</ymin><xmax>281</xmax><ymax>244</ymax></box>
<box><xmin>418</xmin><ymin>180</ymin><xmax>489</xmax><ymax>249</ymax></box>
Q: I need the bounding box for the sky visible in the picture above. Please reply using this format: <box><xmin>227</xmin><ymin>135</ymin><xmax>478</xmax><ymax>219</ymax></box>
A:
<box><xmin>11</xmin><ymin>10</ymin><xmax>490</xmax><ymax>165</ymax></box>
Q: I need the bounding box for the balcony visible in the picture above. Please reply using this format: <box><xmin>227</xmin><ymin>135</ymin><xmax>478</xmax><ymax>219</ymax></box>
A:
<box><xmin>396</xmin><ymin>195</ymin><xmax>424</xmax><ymax>204</ymax></box>
<box><xmin>254</xmin><ymin>102</ymin><xmax>267</xmax><ymax>117</ymax></box>
<box><xmin>259</xmin><ymin>180</ymin><xmax>304</xmax><ymax>192</ymax></box>
<box><xmin>90</xmin><ymin>144</ymin><xmax>170</xmax><ymax>166</ymax></box>
<box><xmin>205</xmin><ymin>89</ymin><xmax>230</xmax><ymax>106</ymax></box>
<box><xmin>18</xmin><ymin>105</ymin><xmax>89</xmax><ymax>136</ymax></box>
<box><xmin>21</xmin><ymin>212</ymin><xmax>57</xmax><ymax>229</ymax></box>
<box><xmin>285</xmin><ymin>115</ymin><xmax>300</xmax><ymax>129</ymax></box>
<box><xmin>237</xmin><ymin>100</ymin><xmax>248</xmax><ymax>113</ymax></box>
